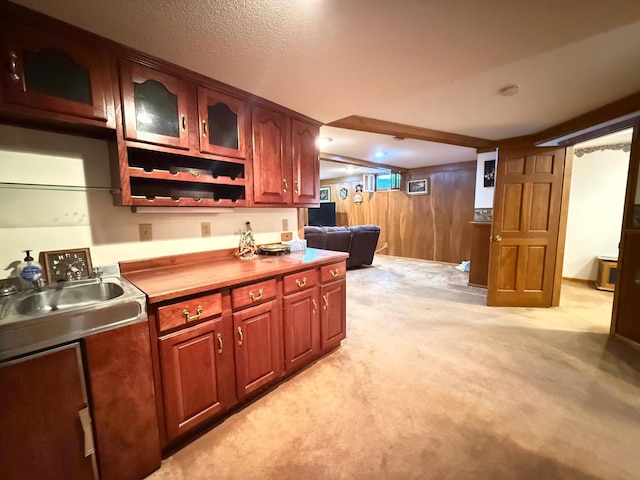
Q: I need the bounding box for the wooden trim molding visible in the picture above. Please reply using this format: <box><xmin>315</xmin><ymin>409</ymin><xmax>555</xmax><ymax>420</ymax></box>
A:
<box><xmin>320</xmin><ymin>153</ymin><xmax>405</xmax><ymax>173</ymax></box>
<box><xmin>532</xmin><ymin>92</ymin><xmax>640</xmax><ymax>146</ymax></box>
<box><xmin>327</xmin><ymin>115</ymin><xmax>494</xmax><ymax>149</ymax></box>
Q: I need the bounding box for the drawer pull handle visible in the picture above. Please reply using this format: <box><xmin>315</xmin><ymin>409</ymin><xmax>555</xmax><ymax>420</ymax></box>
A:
<box><xmin>330</xmin><ymin>268</ymin><xmax>339</xmax><ymax>277</ymax></box>
<box><xmin>217</xmin><ymin>333</ymin><xmax>223</xmax><ymax>354</ymax></box>
<box><xmin>237</xmin><ymin>326</ymin><xmax>243</xmax><ymax>346</ymax></box>
<box><xmin>249</xmin><ymin>288</ymin><xmax>263</xmax><ymax>301</ymax></box>
<box><xmin>8</xmin><ymin>51</ymin><xmax>20</xmax><ymax>81</ymax></box>
<box><xmin>182</xmin><ymin>305</ymin><xmax>203</xmax><ymax>322</ymax></box>
<box><xmin>312</xmin><ymin>299</ymin><xmax>318</xmax><ymax>313</ymax></box>
<box><xmin>323</xmin><ymin>294</ymin><xmax>328</xmax><ymax>310</ymax></box>
<box><xmin>296</xmin><ymin>277</ymin><xmax>307</xmax><ymax>288</ymax></box>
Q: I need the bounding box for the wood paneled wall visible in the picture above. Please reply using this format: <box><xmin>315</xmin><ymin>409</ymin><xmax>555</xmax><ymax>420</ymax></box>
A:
<box><xmin>318</xmin><ymin>161</ymin><xmax>476</xmax><ymax>264</ymax></box>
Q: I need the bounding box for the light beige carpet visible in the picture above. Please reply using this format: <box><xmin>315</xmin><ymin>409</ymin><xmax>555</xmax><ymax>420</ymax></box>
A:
<box><xmin>147</xmin><ymin>255</ymin><xmax>640</xmax><ymax>480</ymax></box>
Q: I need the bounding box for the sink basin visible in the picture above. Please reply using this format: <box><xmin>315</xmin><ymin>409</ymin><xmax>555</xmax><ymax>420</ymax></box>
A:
<box><xmin>16</xmin><ymin>282</ymin><xmax>125</xmax><ymax>315</ymax></box>
<box><xmin>0</xmin><ymin>275</ymin><xmax>147</xmax><ymax>362</ymax></box>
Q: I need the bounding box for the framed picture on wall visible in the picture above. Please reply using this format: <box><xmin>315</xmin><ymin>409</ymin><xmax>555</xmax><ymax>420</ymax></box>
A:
<box><xmin>407</xmin><ymin>179</ymin><xmax>428</xmax><ymax>195</ymax></box>
<box><xmin>484</xmin><ymin>160</ymin><xmax>496</xmax><ymax>187</ymax></box>
<box><xmin>319</xmin><ymin>186</ymin><xmax>331</xmax><ymax>202</ymax></box>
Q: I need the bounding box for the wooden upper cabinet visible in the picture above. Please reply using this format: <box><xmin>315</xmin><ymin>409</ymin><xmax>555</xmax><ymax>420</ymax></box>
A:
<box><xmin>291</xmin><ymin>119</ymin><xmax>320</xmax><ymax>205</ymax></box>
<box><xmin>119</xmin><ymin>60</ymin><xmax>191</xmax><ymax>149</ymax></box>
<box><xmin>0</xmin><ymin>21</ymin><xmax>109</xmax><ymax>122</ymax></box>
<box><xmin>252</xmin><ymin>105</ymin><xmax>292</xmax><ymax>204</ymax></box>
<box><xmin>197</xmin><ymin>87</ymin><xmax>247</xmax><ymax>159</ymax></box>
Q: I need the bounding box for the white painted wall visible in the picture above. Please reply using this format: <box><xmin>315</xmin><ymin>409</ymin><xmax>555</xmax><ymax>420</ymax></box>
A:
<box><xmin>0</xmin><ymin>125</ymin><xmax>297</xmax><ymax>279</ymax></box>
<box><xmin>474</xmin><ymin>151</ymin><xmax>497</xmax><ymax>208</ymax></box>
<box><xmin>562</xmin><ymin>148</ymin><xmax>629</xmax><ymax>280</ymax></box>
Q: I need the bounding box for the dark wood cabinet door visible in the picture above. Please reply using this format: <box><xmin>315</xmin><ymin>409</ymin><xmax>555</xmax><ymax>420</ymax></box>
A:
<box><xmin>283</xmin><ymin>287</ymin><xmax>320</xmax><ymax>373</ymax></box>
<box><xmin>1</xmin><ymin>22</ymin><xmax>108</xmax><ymax>121</ymax></box>
<box><xmin>252</xmin><ymin>105</ymin><xmax>291</xmax><ymax>204</ymax></box>
<box><xmin>159</xmin><ymin>318</ymin><xmax>231</xmax><ymax>441</ymax></box>
<box><xmin>292</xmin><ymin>119</ymin><xmax>320</xmax><ymax>205</ymax></box>
<box><xmin>233</xmin><ymin>299</ymin><xmax>282</xmax><ymax>398</ymax></box>
<box><xmin>120</xmin><ymin>60</ymin><xmax>191</xmax><ymax>149</ymax></box>
<box><xmin>198</xmin><ymin>86</ymin><xmax>247</xmax><ymax>159</ymax></box>
<box><xmin>320</xmin><ymin>279</ymin><xmax>347</xmax><ymax>350</ymax></box>
<box><xmin>0</xmin><ymin>343</ymin><xmax>97</xmax><ymax>480</ymax></box>
<box><xmin>84</xmin><ymin>322</ymin><xmax>161</xmax><ymax>480</ymax></box>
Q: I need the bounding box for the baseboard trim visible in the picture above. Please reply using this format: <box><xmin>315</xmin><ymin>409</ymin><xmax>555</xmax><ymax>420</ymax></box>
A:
<box><xmin>561</xmin><ymin>277</ymin><xmax>593</xmax><ymax>284</ymax></box>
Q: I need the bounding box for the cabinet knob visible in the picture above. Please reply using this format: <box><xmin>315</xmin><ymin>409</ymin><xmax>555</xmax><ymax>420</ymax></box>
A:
<box><xmin>8</xmin><ymin>51</ymin><xmax>20</xmax><ymax>82</ymax></box>
<box><xmin>181</xmin><ymin>115</ymin><xmax>186</xmax><ymax>131</ymax></box>
<box><xmin>312</xmin><ymin>299</ymin><xmax>318</xmax><ymax>313</ymax></box>
<box><xmin>282</xmin><ymin>178</ymin><xmax>288</xmax><ymax>193</ymax></box>
<box><xmin>294</xmin><ymin>180</ymin><xmax>300</xmax><ymax>195</ymax></box>
<box><xmin>323</xmin><ymin>294</ymin><xmax>328</xmax><ymax>310</ymax></box>
<box><xmin>237</xmin><ymin>326</ymin><xmax>244</xmax><ymax>346</ymax></box>
<box><xmin>216</xmin><ymin>333</ymin><xmax>223</xmax><ymax>354</ymax></box>
<box><xmin>202</xmin><ymin>119</ymin><xmax>207</xmax><ymax>137</ymax></box>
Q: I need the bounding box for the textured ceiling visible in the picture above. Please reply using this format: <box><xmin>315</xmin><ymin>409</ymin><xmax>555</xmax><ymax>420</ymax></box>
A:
<box><xmin>13</xmin><ymin>0</ymin><xmax>640</xmax><ymax>168</ymax></box>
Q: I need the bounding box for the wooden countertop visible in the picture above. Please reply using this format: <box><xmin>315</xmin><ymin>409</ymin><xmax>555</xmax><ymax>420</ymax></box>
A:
<box><xmin>122</xmin><ymin>248</ymin><xmax>349</xmax><ymax>304</ymax></box>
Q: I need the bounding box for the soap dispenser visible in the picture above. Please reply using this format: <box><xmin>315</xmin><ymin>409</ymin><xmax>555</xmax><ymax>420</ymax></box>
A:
<box><xmin>17</xmin><ymin>250</ymin><xmax>43</xmax><ymax>289</ymax></box>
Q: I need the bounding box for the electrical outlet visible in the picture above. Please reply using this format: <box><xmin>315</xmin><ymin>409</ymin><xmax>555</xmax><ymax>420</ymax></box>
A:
<box><xmin>201</xmin><ymin>222</ymin><xmax>211</xmax><ymax>238</ymax></box>
<box><xmin>282</xmin><ymin>218</ymin><xmax>289</xmax><ymax>231</ymax></box>
<box><xmin>139</xmin><ymin>223</ymin><xmax>152</xmax><ymax>241</ymax></box>
<box><xmin>281</xmin><ymin>231</ymin><xmax>292</xmax><ymax>242</ymax></box>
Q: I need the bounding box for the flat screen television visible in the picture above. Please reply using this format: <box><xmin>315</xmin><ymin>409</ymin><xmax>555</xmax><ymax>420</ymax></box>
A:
<box><xmin>308</xmin><ymin>202</ymin><xmax>336</xmax><ymax>227</ymax></box>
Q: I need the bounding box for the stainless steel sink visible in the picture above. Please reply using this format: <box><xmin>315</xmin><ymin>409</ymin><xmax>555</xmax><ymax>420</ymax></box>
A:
<box><xmin>16</xmin><ymin>282</ymin><xmax>125</xmax><ymax>315</ymax></box>
<box><xmin>0</xmin><ymin>273</ymin><xmax>147</xmax><ymax>362</ymax></box>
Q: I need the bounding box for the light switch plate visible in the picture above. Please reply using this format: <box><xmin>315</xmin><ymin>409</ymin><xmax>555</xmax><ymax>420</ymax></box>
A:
<box><xmin>282</xmin><ymin>218</ymin><xmax>289</xmax><ymax>231</ymax></box>
<box><xmin>201</xmin><ymin>222</ymin><xmax>211</xmax><ymax>237</ymax></box>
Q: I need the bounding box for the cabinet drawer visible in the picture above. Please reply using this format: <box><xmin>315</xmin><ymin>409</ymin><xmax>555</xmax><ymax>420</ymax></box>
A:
<box><xmin>283</xmin><ymin>268</ymin><xmax>318</xmax><ymax>295</ymax></box>
<box><xmin>320</xmin><ymin>261</ymin><xmax>346</xmax><ymax>283</ymax></box>
<box><xmin>232</xmin><ymin>279</ymin><xmax>277</xmax><ymax>310</ymax></box>
<box><xmin>157</xmin><ymin>292</ymin><xmax>222</xmax><ymax>333</ymax></box>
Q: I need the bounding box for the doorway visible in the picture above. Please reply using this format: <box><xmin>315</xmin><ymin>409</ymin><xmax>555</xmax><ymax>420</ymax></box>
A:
<box><xmin>561</xmin><ymin>128</ymin><xmax>633</xmax><ymax>319</ymax></box>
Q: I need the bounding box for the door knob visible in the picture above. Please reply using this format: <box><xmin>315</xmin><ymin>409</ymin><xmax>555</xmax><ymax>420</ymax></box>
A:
<box><xmin>494</xmin><ymin>235</ymin><xmax>503</xmax><ymax>242</ymax></box>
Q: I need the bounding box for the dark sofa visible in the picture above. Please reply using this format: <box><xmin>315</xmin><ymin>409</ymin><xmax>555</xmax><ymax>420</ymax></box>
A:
<box><xmin>304</xmin><ymin>225</ymin><xmax>381</xmax><ymax>268</ymax></box>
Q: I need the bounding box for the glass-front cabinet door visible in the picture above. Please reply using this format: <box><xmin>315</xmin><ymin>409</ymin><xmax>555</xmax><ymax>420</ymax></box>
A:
<box><xmin>197</xmin><ymin>87</ymin><xmax>247</xmax><ymax>159</ymax></box>
<box><xmin>1</xmin><ymin>22</ymin><xmax>108</xmax><ymax>121</ymax></box>
<box><xmin>119</xmin><ymin>60</ymin><xmax>191</xmax><ymax>149</ymax></box>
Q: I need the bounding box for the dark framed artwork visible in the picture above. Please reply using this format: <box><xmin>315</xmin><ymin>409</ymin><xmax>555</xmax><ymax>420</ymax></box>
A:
<box><xmin>319</xmin><ymin>186</ymin><xmax>330</xmax><ymax>202</ymax></box>
<box><xmin>484</xmin><ymin>160</ymin><xmax>496</xmax><ymax>187</ymax></box>
<box><xmin>407</xmin><ymin>179</ymin><xmax>428</xmax><ymax>195</ymax></box>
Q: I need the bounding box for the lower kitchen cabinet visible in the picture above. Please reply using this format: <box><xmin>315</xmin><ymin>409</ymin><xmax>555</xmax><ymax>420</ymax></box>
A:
<box><xmin>159</xmin><ymin>318</ymin><xmax>233</xmax><ymax>441</ymax></box>
<box><xmin>233</xmin><ymin>299</ymin><xmax>282</xmax><ymax>398</ymax></box>
<box><xmin>0</xmin><ymin>343</ymin><xmax>98</xmax><ymax>480</ymax></box>
<box><xmin>321</xmin><ymin>279</ymin><xmax>347</xmax><ymax>350</ymax></box>
<box><xmin>283</xmin><ymin>287</ymin><xmax>320</xmax><ymax>373</ymax></box>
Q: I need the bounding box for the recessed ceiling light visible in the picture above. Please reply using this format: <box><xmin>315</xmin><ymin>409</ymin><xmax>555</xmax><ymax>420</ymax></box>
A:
<box><xmin>316</xmin><ymin>136</ymin><xmax>333</xmax><ymax>148</ymax></box>
<box><xmin>498</xmin><ymin>84</ymin><xmax>520</xmax><ymax>97</ymax></box>
<box><xmin>374</xmin><ymin>151</ymin><xmax>387</xmax><ymax>158</ymax></box>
